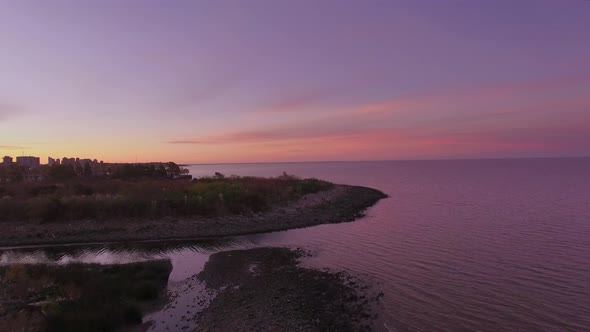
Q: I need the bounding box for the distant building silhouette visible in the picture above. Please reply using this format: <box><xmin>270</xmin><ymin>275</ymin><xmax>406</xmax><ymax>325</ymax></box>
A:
<box><xmin>2</xmin><ymin>156</ymin><xmax>12</xmax><ymax>165</ymax></box>
<box><xmin>62</xmin><ymin>157</ymin><xmax>76</xmax><ymax>166</ymax></box>
<box><xmin>16</xmin><ymin>156</ymin><xmax>40</xmax><ymax>168</ymax></box>
<box><xmin>48</xmin><ymin>157</ymin><xmax>61</xmax><ymax>166</ymax></box>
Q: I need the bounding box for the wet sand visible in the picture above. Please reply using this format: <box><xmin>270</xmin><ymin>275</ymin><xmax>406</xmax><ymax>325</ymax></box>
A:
<box><xmin>0</xmin><ymin>185</ymin><xmax>387</xmax><ymax>247</ymax></box>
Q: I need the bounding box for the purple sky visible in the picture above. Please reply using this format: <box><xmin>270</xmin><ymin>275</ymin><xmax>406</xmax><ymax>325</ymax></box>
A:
<box><xmin>1</xmin><ymin>0</ymin><xmax>589</xmax><ymax>163</ymax></box>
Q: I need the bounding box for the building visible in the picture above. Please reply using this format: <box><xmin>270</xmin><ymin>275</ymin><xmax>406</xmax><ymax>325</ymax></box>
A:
<box><xmin>61</xmin><ymin>157</ymin><xmax>76</xmax><ymax>166</ymax></box>
<box><xmin>2</xmin><ymin>156</ymin><xmax>12</xmax><ymax>165</ymax></box>
<box><xmin>16</xmin><ymin>156</ymin><xmax>40</xmax><ymax>168</ymax></box>
<box><xmin>48</xmin><ymin>157</ymin><xmax>60</xmax><ymax>166</ymax></box>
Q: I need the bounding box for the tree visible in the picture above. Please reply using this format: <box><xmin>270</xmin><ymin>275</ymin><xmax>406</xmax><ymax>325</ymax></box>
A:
<box><xmin>157</xmin><ymin>165</ymin><xmax>167</xmax><ymax>177</ymax></box>
<box><xmin>166</xmin><ymin>162</ymin><xmax>181</xmax><ymax>177</ymax></box>
<box><xmin>74</xmin><ymin>161</ymin><xmax>83</xmax><ymax>176</ymax></box>
<box><xmin>0</xmin><ymin>164</ymin><xmax>24</xmax><ymax>183</ymax></box>
<box><xmin>49</xmin><ymin>165</ymin><xmax>77</xmax><ymax>181</ymax></box>
<box><xmin>83</xmin><ymin>162</ymin><xmax>93</xmax><ymax>177</ymax></box>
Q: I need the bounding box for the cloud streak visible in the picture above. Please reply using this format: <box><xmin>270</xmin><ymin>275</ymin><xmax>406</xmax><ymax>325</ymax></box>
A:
<box><xmin>358</xmin><ymin>72</ymin><xmax>590</xmax><ymax>115</ymax></box>
<box><xmin>0</xmin><ymin>103</ymin><xmax>25</xmax><ymax>122</ymax></box>
<box><xmin>0</xmin><ymin>145</ymin><xmax>26</xmax><ymax>150</ymax></box>
<box><xmin>256</xmin><ymin>89</ymin><xmax>337</xmax><ymax>113</ymax></box>
<box><xmin>165</xmin><ymin>72</ymin><xmax>590</xmax><ymax>161</ymax></box>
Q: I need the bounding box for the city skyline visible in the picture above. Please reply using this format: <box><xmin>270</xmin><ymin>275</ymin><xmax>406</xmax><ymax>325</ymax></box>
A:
<box><xmin>1</xmin><ymin>0</ymin><xmax>589</xmax><ymax>163</ymax></box>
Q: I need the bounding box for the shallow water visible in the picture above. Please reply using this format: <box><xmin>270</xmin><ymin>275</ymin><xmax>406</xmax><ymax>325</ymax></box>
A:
<box><xmin>2</xmin><ymin>158</ymin><xmax>590</xmax><ymax>331</ymax></box>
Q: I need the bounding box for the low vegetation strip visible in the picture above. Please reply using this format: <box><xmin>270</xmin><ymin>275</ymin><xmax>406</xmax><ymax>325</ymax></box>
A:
<box><xmin>0</xmin><ymin>174</ymin><xmax>333</xmax><ymax>223</ymax></box>
<box><xmin>0</xmin><ymin>260</ymin><xmax>172</xmax><ymax>332</ymax></box>
<box><xmin>0</xmin><ymin>183</ymin><xmax>387</xmax><ymax>247</ymax></box>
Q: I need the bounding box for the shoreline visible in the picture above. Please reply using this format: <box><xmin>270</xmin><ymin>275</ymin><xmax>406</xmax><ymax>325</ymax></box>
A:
<box><xmin>0</xmin><ymin>184</ymin><xmax>387</xmax><ymax>247</ymax></box>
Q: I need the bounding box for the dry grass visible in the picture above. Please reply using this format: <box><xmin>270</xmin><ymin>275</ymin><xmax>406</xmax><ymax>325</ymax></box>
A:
<box><xmin>0</xmin><ymin>175</ymin><xmax>333</xmax><ymax>223</ymax></box>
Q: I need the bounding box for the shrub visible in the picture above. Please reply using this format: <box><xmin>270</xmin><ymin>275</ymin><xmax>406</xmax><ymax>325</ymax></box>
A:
<box><xmin>26</xmin><ymin>197</ymin><xmax>63</xmax><ymax>223</ymax></box>
<box><xmin>61</xmin><ymin>196</ymin><xmax>97</xmax><ymax>220</ymax></box>
<box><xmin>73</xmin><ymin>184</ymin><xmax>94</xmax><ymax>196</ymax></box>
<box><xmin>0</xmin><ymin>197</ymin><xmax>26</xmax><ymax>221</ymax></box>
<box><xmin>27</xmin><ymin>184</ymin><xmax>59</xmax><ymax>197</ymax></box>
<box><xmin>49</xmin><ymin>165</ymin><xmax>77</xmax><ymax>182</ymax></box>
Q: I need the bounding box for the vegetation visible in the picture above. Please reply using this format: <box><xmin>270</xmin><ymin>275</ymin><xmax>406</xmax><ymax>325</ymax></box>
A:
<box><xmin>0</xmin><ymin>161</ymin><xmax>186</xmax><ymax>183</ymax></box>
<box><xmin>0</xmin><ymin>260</ymin><xmax>172</xmax><ymax>332</ymax></box>
<box><xmin>0</xmin><ymin>164</ymin><xmax>24</xmax><ymax>182</ymax></box>
<box><xmin>48</xmin><ymin>165</ymin><xmax>77</xmax><ymax>181</ymax></box>
<box><xmin>111</xmin><ymin>162</ymin><xmax>183</xmax><ymax>180</ymax></box>
<box><xmin>0</xmin><ymin>174</ymin><xmax>333</xmax><ymax>223</ymax></box>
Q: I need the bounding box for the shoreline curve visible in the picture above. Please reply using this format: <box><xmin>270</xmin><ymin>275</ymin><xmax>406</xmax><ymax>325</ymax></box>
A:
<box><xmin>0</xmin><ymin>184</ymin><xmax>388</xmax><ymax>247</ymax></box>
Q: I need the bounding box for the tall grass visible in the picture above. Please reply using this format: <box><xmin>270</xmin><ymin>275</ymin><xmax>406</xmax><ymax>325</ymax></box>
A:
<box><xmin>0</xmin><ymin>175</ymin><xmax>333</xmax><ymax>223</ymax></box>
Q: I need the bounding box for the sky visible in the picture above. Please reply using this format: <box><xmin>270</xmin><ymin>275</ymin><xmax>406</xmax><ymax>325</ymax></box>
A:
<box><xmin>1</xmin><ymin>0</ymin><xmax>589</xmax><ymax>164</ymax></box>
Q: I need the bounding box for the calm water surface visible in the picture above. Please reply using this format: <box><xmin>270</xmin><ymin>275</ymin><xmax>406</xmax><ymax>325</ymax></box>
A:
<box><xmin>2</xmin><ymin>159</ymin><xmax>590</xmax><ymax>331</ymax></box>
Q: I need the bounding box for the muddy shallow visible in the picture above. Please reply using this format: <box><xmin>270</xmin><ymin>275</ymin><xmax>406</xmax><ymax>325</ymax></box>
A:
<box><xmin>194</xmin><ymin>247</ymin><xmax>384</xmax><ymax>332</ymax></box>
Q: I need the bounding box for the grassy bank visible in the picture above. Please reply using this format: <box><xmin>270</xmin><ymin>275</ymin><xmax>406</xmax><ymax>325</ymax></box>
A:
<box><xmin>0</xmin><ymin>260</ymin><xmax>172</xmax><ymax>332</ymax></box>
<box><xmin>0</xmin><ymin>174</ymin><xmax>333</xmax><ymax>223</ymax></box>
<box><xmin>0</xmin><ymin>185</ymin><xmax>387</xmax><ymax>247</ymax></box>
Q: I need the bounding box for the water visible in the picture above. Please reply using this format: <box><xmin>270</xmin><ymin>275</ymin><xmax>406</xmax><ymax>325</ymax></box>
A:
<box><xmin>2</xmin><ymin>158</ymin><xmax>590</xmax><ymax>331</ymax></box>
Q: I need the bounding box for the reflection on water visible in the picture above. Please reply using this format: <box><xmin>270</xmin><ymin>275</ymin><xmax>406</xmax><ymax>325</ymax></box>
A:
<box><xmin>0</xmin><ymin>229</ymin><xmax>323</xmax><ymax>266</ymax></box>
<box><xmin>1</xmin><ymin>238</ymin><xmax>242</xmax><ymax>265</ymax></box>
<box><xmin>0</xmin><ymin>232</ymin><xmax>312</xmax><ymax>280</ymax></box>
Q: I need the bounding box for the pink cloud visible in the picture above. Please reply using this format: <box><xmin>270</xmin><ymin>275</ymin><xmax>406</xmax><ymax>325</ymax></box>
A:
<box><xmin>166</xmin><ymin>73</ymin><xmax>590</xmax><ymax>161</ymax></box>
<box><xmin>358</xmin><ymin>72</ymin><xmax>590</xmax><ymax>116</ymax></box>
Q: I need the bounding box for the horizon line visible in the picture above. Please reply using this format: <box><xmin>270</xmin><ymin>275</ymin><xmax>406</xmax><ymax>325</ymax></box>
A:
<box><xmin>180</xmin><ymin>155</ymin><xmax>590</xmax><ymax>166</ymax></box>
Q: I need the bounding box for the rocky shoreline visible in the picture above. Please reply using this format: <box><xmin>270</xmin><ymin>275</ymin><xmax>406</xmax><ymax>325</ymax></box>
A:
<box><xmin>0</xmin><ymin>184</ymin><xmax>387</xmax><ymax>247</ymax></box>
<box><xmin>194</xmin><ymin>247</ymin><xmax>385</xmax><ymax>332</ymax></box>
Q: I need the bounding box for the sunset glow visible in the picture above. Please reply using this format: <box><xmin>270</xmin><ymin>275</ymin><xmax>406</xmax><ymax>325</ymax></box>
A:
<box><xmin>1</xmin><ymin>0</ymin><xmax>589</xmax><ymax>163</ymax></box>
